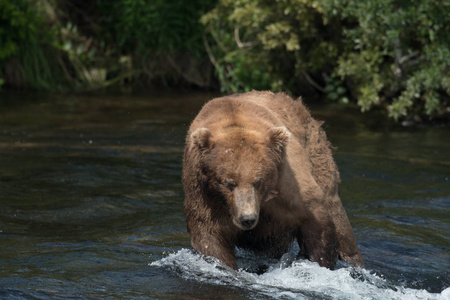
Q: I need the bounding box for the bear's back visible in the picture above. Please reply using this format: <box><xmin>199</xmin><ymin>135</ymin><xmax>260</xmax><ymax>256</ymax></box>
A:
<box><xmin>190</xmin><ymin>91</ymin><xmax>313</xmax><ymax>142</ymax></box>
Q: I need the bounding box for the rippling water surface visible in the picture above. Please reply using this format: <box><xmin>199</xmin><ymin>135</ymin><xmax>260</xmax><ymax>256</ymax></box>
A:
<box><xmin>0</xmin><ymin>92</ymin><xmax>449</xmax><ymax>299</ymax></box>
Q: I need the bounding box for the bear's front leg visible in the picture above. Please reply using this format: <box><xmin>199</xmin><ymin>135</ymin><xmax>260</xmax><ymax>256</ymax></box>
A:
<box><xmin>190</xmin><ymin>227</ymin><xmax>238</xmax><ymax>269</ymax></box>
<box><xmin>297</xmin><ymin>211</ymin><xmax>339</xmax><ymax>269</ymax></box>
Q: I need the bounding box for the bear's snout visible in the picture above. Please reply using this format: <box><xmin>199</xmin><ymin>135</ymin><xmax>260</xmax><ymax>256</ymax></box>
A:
<box><xmin>239</xmin><ymin>213</ymin><xmax>258</xmax><ymax>230</ymax></box>
<box><xmin>233</xmin><ymin>187</ymin><xmax>260</xmax><ymax>230</ymax></box>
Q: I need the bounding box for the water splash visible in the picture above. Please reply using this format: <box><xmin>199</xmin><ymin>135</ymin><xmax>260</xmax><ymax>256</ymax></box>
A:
<box><xmin>151</xmin><ymin>249</ymin><xmax>449</xmax><ymax>300</ymax></box>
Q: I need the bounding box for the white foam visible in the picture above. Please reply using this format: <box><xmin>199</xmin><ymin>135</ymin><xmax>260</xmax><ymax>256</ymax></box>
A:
<box><xmin>150</xmin><ymin>249</ymin><xmax>449</xmax><ymax>300</ymax></box>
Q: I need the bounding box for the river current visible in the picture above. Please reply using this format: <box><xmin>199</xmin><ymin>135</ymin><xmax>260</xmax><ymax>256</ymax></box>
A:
<box><xmin>0</xmin><ymin>92</ymin><xmax>448</xmax><ymax>299</ymax></box>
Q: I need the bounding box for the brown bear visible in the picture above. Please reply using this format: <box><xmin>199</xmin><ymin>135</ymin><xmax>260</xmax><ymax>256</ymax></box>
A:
<box><xmin>182</xmin><ymin>91</ymin><xmax>363</xmax><ymax>270</ymax></box>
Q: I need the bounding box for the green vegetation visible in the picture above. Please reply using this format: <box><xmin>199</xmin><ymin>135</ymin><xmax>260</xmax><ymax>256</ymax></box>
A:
<box><xmin>0</xmin><ymin>0</ymin><xmax>215</xmax><ymax>90</ymax></box>
<box><xmin>202</xmin><ymin>0</ymin><xmax>450</xmax><ymax>122</ymax></box>
<box><xmin>65</xmin><ymin>0</ymin><xmax>217</xmax><ymax>88</ymax></box>
<box><xmin>1</xmin><ymin>0</ymin><xmax>449</xmax><ymax>123</ymax></box>
<box><xmin>0</xmin><ymin>0</ymin><xmax>63</xmax><ymax>89</ymax></box>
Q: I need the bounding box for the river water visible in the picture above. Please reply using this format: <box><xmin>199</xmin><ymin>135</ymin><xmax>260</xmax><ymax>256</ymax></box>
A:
<box><xmin>0</xmin><ymin>92</ymin><xmax>449</xmax><ymax>299</ymax></box>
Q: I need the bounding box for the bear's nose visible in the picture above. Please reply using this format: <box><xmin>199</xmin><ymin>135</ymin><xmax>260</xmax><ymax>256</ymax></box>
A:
<box><xmin>239</xmin><ymin>214</ymin><xmax>257</xmax><ymax>229</ymax></box>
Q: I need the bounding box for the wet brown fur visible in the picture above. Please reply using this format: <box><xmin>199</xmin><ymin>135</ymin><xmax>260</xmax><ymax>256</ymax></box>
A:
<box><xmin>182</xmin><ymin>91</ymin><xmax>364</xmax><ymax>270</ymax></box>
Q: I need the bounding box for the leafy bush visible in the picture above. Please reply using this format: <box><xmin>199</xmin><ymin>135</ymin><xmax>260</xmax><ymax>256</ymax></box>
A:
<box><xmin>76</xmin><ymin>0</ymin><xmax>217</xmax><ymax>87</ymax></box>
<box><xmin>202</xmin><ymin>0</ymin><xmax>450</xmax><ymax>122</ymax></box>
<box><xmin>96</xmin><ymin>0</ymin><xmax>214</xmax><ymax>55</ymax></box>
<box><xmin>1</xmin><ymin>0</ymin><xmax>217</xmax><ymax>90</ymax></box>
<box><xmin>335</xmin><ymin>0</ymin><xmax>449</xmax><ymax>121</ymax></box>
<box><xmin>1</xmin><ymin>0</ymin><xmax>448</xmax><ymax>123</ymax></box>
<box><xmin>201</xmin><ymin>0</ymin><xmax>338</xmax><ymax>93</ymax></box>
<box><xmin>0</xmin><ymin>0</ymin><xmax>54</xmax><ymax>89</ymax></box>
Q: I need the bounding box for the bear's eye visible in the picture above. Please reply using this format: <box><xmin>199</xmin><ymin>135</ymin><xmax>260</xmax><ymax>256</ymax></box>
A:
<box><xmin>224</xmin><ymin>179</ymin><xmax>236</xmax><ymax>191</ymax></box>
<box><xmin>253</xmin><ymin>178</ymin><xmax>262</xmax><ymax>189</ymax></box>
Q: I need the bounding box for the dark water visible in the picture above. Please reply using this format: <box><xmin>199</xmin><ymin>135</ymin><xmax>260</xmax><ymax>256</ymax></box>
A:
<box><xmin>0</xmin><ymin>92</ymin><xmax>449</xmax><ymax>299</ymax></box>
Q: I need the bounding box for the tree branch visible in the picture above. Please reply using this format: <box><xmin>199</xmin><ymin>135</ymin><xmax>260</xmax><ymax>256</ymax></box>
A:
<box><xmin>302</xmin><ymin>70</ymin><xmax>326</xmax><ymax>93</ymax></box>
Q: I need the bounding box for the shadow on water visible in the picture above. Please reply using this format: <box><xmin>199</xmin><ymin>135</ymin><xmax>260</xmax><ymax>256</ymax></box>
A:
<box><xmin>0</xmin><ymin>92</ymin><xmax>449</xmax><ymax>299</ymax></box>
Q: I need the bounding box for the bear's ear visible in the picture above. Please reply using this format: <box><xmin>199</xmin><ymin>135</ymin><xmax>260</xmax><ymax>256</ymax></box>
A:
<box><xmin>190</xmin><ymin>127</ymin><xmax>213</xmax><ymax>151</ymax></box>
<box><xmin>268</xmin><ymin>126</ymin><xmax>290</xmax><ymax>155</ymax></box>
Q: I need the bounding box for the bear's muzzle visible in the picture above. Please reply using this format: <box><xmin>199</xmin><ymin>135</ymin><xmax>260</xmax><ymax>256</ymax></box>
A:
<box><xmin>233</xmin><ymin>188</ymin><xmax>260</xmax><ymax>230</ymax></box>
<box><xmin>239</xmin><ymin>213</ymin><xmax>258</xmax><ymax>229</ymax></box>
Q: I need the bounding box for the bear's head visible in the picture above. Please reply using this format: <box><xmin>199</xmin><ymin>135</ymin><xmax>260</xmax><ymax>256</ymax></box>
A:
<box><xmin>190</xmin><ymin>126</ymin><xmax>290</xmax><ymax>230</ymax></box>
